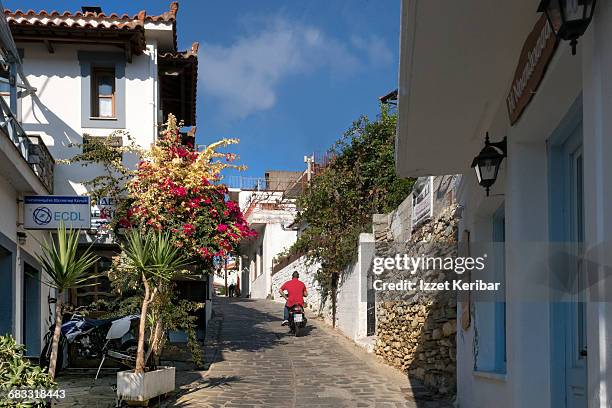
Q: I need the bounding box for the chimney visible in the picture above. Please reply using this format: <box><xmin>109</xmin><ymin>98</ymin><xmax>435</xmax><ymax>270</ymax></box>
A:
<box><xmin>81</xmin><ymin>6</ymin><xmax>103</xmax><ymax>15</ymax></box>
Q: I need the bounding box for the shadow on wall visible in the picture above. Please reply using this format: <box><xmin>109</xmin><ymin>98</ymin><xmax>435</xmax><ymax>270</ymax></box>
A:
<box><xmin>20</xmin><ymin>51</ymin><xmax>154</xmax><ymax>194</ymax></box>
<box><xmin>374</xmin><ymin>205</ymin><xmax>460</xmax><ymax>404</ymax></box>
<box><xmin>22</xmin><ymin>78</ymin><xmax>91</xmax><ymax>195</ymax></box>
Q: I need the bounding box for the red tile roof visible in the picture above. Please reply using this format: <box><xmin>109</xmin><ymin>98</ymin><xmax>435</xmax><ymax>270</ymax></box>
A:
<box><xmin>4</xmin><ymin>1</ymin><xmax>178</xmax><ymax>25</ymax></box>
<box><xmin>159</xmin><ymin>41</ymin><xmax>198</xmax><ymax>61</ymax></box>
<box><xmin>4</xmin><ymin>2</ymin><xmax>179</xmax><ymax>49</ymax></box>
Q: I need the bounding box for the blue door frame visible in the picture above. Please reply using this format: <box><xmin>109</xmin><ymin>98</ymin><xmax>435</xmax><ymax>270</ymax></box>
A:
<box><xmin>548</xmin><ymin>95</ymin><xmax>587</xmax><ymax>408</ymax></box>
<box><xmin>0</xmin><ymin>231</ymin><xmax>16</xmax><ymax>338</ymax></box>
<box><xmin>22</xmin><ymin>249</ymin><xmax>42</xmax><ymax>356</ymax></box>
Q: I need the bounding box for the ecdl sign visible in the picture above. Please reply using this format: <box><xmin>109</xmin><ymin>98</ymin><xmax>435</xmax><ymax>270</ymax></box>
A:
<box><xmin>24</xmin><ymin>196</ymin><xmax>91</xmax><ymax>230</ymax></box>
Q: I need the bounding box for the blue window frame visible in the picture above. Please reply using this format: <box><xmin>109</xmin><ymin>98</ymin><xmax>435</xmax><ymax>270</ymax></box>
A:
<box><xmin>474</xmin><ymin>204</ymin><xmax>506</xmax><ymax>374</ymax></box>
<box><xmin>78</xmin><ymin>51</ymin><xmax>126</xmax><ymax>129</ymax></box>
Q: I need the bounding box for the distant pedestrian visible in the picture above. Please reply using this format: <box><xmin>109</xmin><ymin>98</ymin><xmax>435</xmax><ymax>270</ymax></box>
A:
<box><xmin>228</xmin><ymin>283</ymin><xmax>235</xmax><ymax>297</ymax></box>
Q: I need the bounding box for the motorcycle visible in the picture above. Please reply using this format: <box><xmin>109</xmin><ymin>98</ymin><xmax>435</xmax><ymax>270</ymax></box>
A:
<box><xmin>40</xmin><ymin>309</ymin><xmax>142</xmax><ymax>379</ymax></box>
<box><xmin>288</xmin><ymin>304</ymin><xmax>307</xmax><ymax>337</ymax></box>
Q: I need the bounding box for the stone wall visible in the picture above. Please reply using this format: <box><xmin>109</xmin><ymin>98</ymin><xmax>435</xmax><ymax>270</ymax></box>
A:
<box><xmin>270</xmin><ymin>233</ymin><xmax>374</xmax><ymax>340</ymax></box>
<box><xmin>271</xmin><ymin>256</ymin><xmax>333</xmax><ymax>322</ymax></box>
<box><xmin>372</xmin><ymin>181</ymin><xmax>460</xmax><ymax>396</ymax></box>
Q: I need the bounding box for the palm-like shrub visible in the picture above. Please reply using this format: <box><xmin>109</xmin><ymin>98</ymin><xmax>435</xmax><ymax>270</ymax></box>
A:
<box><xmin>120</xmin><ymin>230</ymin><xmax>190</xmax><ymax>373</ymax></box>
<box><xmin>36</xmin><ymin>223</ymin><xmax>98</xmax><ymax>379</ymax></box>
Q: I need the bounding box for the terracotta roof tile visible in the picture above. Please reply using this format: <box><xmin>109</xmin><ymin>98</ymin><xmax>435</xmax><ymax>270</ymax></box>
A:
<box><xmin>4</xmin><ymin>1</ymin><xmax>178</xmax><ymax>29</ymax></box>
<box><xmin>159</xmin><ymin>41</ymin><xmax>199</xmax><ymax>60</ymax></box>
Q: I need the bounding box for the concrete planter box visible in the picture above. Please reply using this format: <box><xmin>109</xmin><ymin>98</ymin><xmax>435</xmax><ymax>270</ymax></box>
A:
<box><xmin>117</xmin><ymin>366</ymin><xmax>175</xmax><ymax>404</ymax></box>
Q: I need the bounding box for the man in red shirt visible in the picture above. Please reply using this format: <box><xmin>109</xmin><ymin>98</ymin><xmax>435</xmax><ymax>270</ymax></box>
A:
<box><xmin>279</xmin><ymin>271</ymin><xmax>308</xmax><ymax>325</ymax></box>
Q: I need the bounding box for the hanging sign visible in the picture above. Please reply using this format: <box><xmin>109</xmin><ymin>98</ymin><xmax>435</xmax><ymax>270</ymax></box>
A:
<box><xmin>91</xmin><ymin>196</ymin><xmax>117</xmax><ymax>230</ymax></box>
<box><xmin>506</xmin><ymin>15</ymin><xmax>558</xmax><ymax>125</ymax></box>
<box><xmin>24</xmin><ymin>196</ymin><xmax>91</xmax><ymax>230</ymax></box>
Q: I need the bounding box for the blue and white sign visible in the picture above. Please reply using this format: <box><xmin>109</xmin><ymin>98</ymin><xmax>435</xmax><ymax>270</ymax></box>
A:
<box><xmin>24</xmin><ymin>196</ymin><xmax>91</xmax><ymax>230</ymax></box>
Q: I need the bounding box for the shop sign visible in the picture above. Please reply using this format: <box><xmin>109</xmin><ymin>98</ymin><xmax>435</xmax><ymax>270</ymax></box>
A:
<box><xmin>24</xmin><ymin>196</ymin><xmax>90</xmax><ymax>230</ymax></box>
<box><xmin>506</xmin><ymin>15</ymin><xmax>558</xmax><ymax>125</ymax></box>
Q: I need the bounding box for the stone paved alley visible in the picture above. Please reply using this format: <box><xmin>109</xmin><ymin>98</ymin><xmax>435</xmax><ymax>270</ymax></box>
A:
<box><xmin>56</xmin><ymin>298</ymin><xmax>452</xmax><ymax>407</ymax></box>
<box><xmin>162</xmin><ymin>298</ymin><xmax>451</xmax><ymax>408</ymax></box>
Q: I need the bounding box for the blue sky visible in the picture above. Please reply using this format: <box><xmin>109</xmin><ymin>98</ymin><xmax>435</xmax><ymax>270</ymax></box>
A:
<box><xmin>4</xmin><ymin>0</ymin><xmax>400</xmax><ymax>177</ymax></box>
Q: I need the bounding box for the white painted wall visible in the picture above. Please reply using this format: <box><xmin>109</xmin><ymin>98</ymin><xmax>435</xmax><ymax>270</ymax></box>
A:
<box><xmin>0</xmin><ymin>173</ymin><xmax>53</xmax><ymax>353</ymax></box>
<box><xmin>270</xmin><ymin>233</ymin><xmax>373</xmax><ymax>342</ymax></box>
<box><xmin>582</xmin><ymin>4</ymin><xmax>612</xmax><ymax>405</ymax></box>
<box><xmin>18</xmin><ymin>42</ymin><xmax>159</xmax><ymax>195</ymax></box>
<box><xmin>335</xmin><ymin>233</ymin><xmax>372</xmax><ymax>341</ymax></box>
<box><xmin>246</xmin><ymin>223</ymin><xmax>297</xmax><ymax>299</ymax></box>
<box><xmin>271</xmin><ymin>257</ymin><xmax>325</xmax><ymax>315</ymax></box>
<box><xmin>237</xmin><ymin>188</ymin><xmax>299</xmax><ymax>299</ymax></box>
<box><xmin>450</xmin><ymin>8</ymin><xmax>612</xmax><ymax>407</ymax></box>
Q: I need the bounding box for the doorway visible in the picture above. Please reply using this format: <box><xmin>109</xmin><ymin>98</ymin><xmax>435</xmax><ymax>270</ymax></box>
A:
<box><xmin>548</xmin><ymin>103</ymin><xmax>587</xmax><ymax>408</ymax></box>
<box><xmin>0</xmin><ymin>243</ymin><xmax>14</xmax><ymax>336</ymax></box>
<box><xmin>23</xmin><ymin>263</ymin><xmax>41</xmax><ymax>356</ymax></box>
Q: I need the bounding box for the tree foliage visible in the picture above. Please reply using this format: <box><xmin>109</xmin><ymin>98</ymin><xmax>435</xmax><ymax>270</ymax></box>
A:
<box><xmin>290</xmin><ymin>107</ymin><xmax>414</xmax><ymax>290</ymax></box>
<box><xmin>121</xmin><ymin>115</ymin><xmax>256</xmax><ymax>269</ymax></box>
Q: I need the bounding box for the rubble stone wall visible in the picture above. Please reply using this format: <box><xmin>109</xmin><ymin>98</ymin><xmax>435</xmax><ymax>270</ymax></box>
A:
<box><xmin>271</xmin><ymin>257</ymin><xmax>333</xmax><ymax>323</ymax></box>
<box><xmin>372</xmin><ymin>176</ymin><xmax>460</xmax><ymax>396</ymax></box>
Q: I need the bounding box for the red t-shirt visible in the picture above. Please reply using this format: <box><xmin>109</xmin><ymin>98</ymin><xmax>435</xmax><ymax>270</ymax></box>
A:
<box><xmin>280</xmin><ymin>278</ymin><xmax>306</xmax><ymax>307</ymax></box>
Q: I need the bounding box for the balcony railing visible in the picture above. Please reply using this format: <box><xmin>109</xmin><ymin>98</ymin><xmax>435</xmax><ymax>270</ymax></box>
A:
<box><xmin>225</xmin><ymin>175</ymin><xmax>308</xmax><ymax>196</ymax></box>
<box><xmin>0</xmin><ymin>96</ymin><xmax>54</xmax><ymax>192</ymax></box>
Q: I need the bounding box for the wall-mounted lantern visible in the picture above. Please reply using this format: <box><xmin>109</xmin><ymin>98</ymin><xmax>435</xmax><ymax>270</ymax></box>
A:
<box><xmin>538</xmin><ymin>0</ymin><xmax>597</xmax><ymax>55</ymax></box>
<box><xmin>471</xmin><ymin>133</ymin><xmax>507</xmax><ymax>196</ymax></box>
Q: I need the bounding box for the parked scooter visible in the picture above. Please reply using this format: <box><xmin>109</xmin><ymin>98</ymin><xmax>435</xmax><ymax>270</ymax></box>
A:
<box><xmin>40</xmin><ymin>308</ymin><xmax>142</xmax><ymax>379</ymax></box>
<box><xmin>288</xmin><ymin>304</ymin><xmax>307</xmax><ymax>337</ymax></box>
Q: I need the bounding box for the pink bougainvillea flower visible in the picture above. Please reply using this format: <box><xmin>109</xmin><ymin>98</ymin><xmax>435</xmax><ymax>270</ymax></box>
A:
<box><xmin>217</xmin><ymin>224</ymin><xmax>228</xmax><ymax>233</ymax></box>
<box><xmin>172</xmin><ymin>186</ymin><xmax>187</xmax><ymax>197</ymax></box>
<box><xmin>182</xmin><ymin>223</ymin><xmax>196</xmax><ymax>236</ymax></box>
<box><xmin>188</xmin><ymin>198</ymin><xmax>200</xmax><ymax>208</ymax></box>
<box><xmin>175</xmin><ymin>147</ymin><xmax>188</xmax><ymax>158</ymax></box>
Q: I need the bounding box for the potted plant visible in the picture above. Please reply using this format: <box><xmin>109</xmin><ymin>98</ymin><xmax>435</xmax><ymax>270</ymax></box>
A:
<box><xmin>115</xmin><ymin>230</ymin><xmax>190</xmax><ymax>404</ymax></box>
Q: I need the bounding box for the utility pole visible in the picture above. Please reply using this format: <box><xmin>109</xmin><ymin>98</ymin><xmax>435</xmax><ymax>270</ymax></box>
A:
<box><xmin>304</xmin><ymin>154</ymin><xmax>314</xmax><ymax>182</ymax></box>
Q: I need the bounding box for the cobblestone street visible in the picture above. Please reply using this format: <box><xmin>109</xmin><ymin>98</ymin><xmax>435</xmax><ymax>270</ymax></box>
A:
<box><xmin>163</xmin><ymin>297</ymin><xmax>451</xmax><ymax>408</ymax></box>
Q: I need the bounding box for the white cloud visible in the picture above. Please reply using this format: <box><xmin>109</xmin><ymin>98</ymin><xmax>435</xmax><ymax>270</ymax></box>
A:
<box><xmin>200</xmin><ymin>18</ymin><xmax>392</xmax><ymax>120</ymax></box>
<box><xmin>350</xmin><ymin>35</ymin><xmax>394</xmax><ymax>66</ymax></box>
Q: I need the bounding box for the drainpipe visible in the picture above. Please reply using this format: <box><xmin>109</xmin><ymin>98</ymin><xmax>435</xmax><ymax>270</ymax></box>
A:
<box><xmin>148</xmin><ymin>43</ymin><xmax>158</xmax><ymax>144</ymax></box>
<box><xmin>14</xmin><ymin>194</ymin><xmax>23</xmax><ymax>343</ymax></box>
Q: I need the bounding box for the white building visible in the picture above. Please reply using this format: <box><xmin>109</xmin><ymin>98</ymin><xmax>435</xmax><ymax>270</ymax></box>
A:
<box><xmin>0</xmin><ymin>2</ymin><xmax>198</xmax><ymax>355</ymax></box>
<box><xmin>229</xmin><ymin>170</ymin><xmax>308</xmax><ymax>299</ymax></box>
<box><xmin>397</xmin><ymin>1</ymin><xmax>612</xmax><ymax>407</ymax></box>
<box><xmin>0</xmin><ymin>14</ymin><xmax>54</xmax><ymax>356</ymax></box>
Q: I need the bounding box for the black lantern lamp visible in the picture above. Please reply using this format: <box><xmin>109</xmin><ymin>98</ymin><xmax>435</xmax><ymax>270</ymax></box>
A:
<box><xmin>538</xmin><ymin>0</ymin><xmax>597</xmax><ymax>55</ymax></box>
<box><xmin>471</xmin><ymin>133</ymin><xmax>507</xmax><ymax>196</ymax></box>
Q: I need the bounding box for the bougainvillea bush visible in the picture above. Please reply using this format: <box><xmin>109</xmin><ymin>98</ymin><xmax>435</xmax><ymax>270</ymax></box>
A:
<box><xmin>119</xmin><ymin>115</ymin><xmax>256</xmax><ymax>269</ymax></box>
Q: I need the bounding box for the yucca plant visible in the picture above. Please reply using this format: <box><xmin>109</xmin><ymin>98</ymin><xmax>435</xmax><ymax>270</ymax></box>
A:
<box><xmin>121</xmin><ymin>230</ymin><xmax>190</xmax><ymax>373</ymax></box>
<box><xmin>36</xmin><ymin>223</ymin><xmax>98</xmax><ymax>379</ymax></box>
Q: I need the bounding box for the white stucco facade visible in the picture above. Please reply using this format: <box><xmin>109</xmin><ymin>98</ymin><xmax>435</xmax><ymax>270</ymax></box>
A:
<box><xmin>0</xmin><ymin>3</ymin><xmax>196</xmax><ymax>357</ymax></box>
<box><xmin>397</xmin><ymin>1</ymin><xmax>612</xmax><ymax>407</ymax></box>
<box><xmin>233</xmin><ymin>189</ymin><xmax>298</xmax><ymax>299</ymax></box>
<box><xmin>270</xmin><ymin>233</ymin><xmax>373</xmax><ymax>344</ymax></box>
<box><xmin>18</xmin><ymin>42</ymin><xmax>159</xmax><ymax>195</ymax></box>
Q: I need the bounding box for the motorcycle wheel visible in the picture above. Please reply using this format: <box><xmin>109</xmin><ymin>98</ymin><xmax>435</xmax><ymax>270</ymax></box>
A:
<box><xmin>40</xmin><ymin>336</ymin><xmax>64</xmax><ymax>375</ymax></box>
<box><xmin>294</xmin><ymin>324</ymin><xmax>302</xmax><ymax>337</ymax></box>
